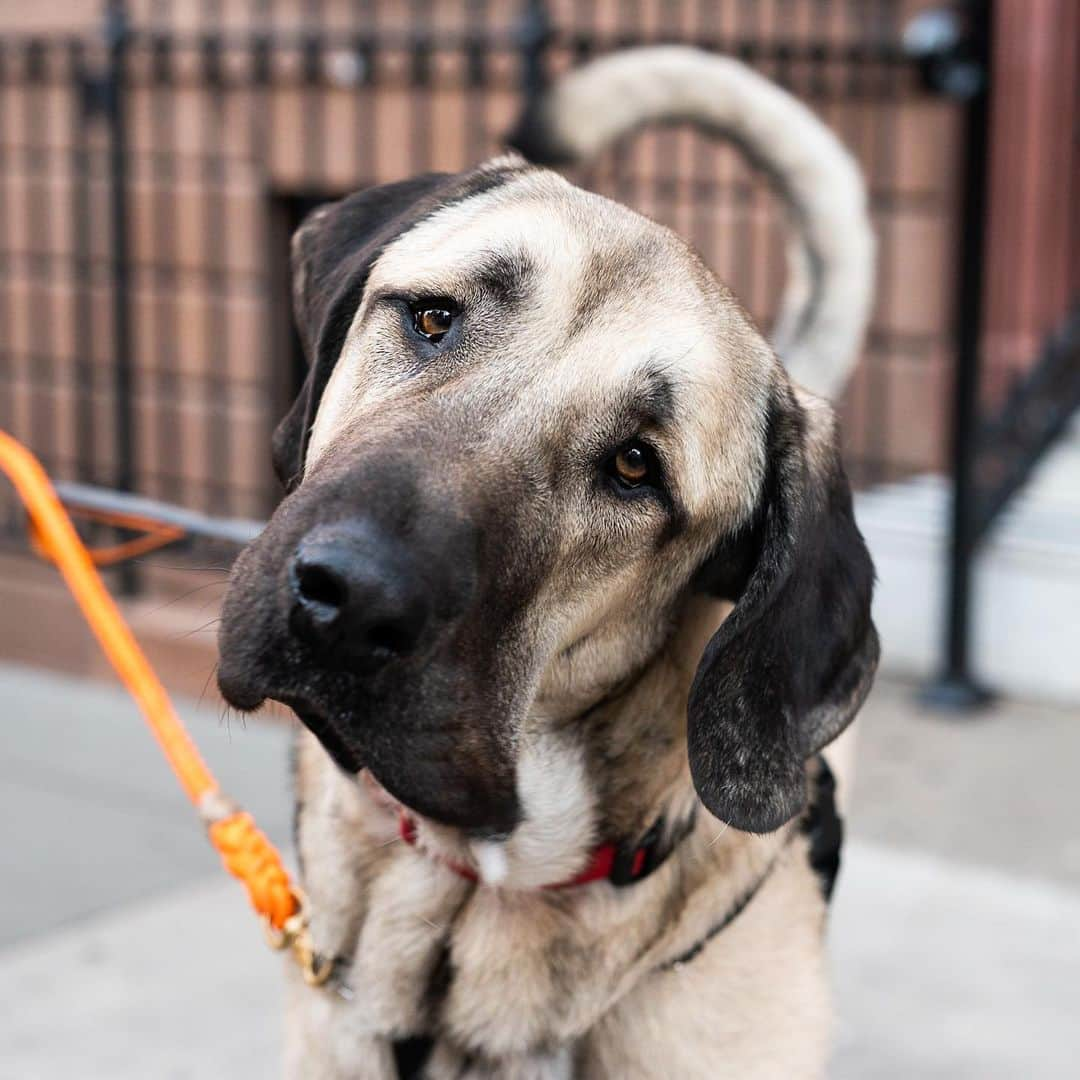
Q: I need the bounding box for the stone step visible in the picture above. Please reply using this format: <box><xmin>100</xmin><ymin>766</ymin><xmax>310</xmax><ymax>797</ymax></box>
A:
<box><xmin>856</xmin><ymin>436</ymin><xmax>1080</xmax><ymax>704</ymax></box>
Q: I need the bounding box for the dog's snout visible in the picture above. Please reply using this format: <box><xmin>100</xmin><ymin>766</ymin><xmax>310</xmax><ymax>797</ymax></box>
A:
<box><xmin>289</xmin><ymin>523</ymin><xmax>430</xmax><ymax>665</ymax></box>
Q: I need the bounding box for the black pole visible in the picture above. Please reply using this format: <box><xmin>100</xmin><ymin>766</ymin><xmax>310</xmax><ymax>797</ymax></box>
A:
<box><xmin>922</xmin><ymin>0</ymin><xmax>995</xmax><ymax>710</ymax></box>
<box><xmin>104</xmin><ymin>0</ymin><xmax>137</xmax><ymax>594</ymax></box>
<box><xmin>517</xmin><ymin>0</ymin><xmax>551</xmax><ymax>107</ymax></box>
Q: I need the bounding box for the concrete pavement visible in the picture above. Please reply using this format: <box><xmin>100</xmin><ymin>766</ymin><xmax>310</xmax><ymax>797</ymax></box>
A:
<box><xmin>0</xmin><ymin>662</ymin><xmax>292</xmax><ymax>947</ymax></box>
<box><xmin>2</xmin><ymin>663</ymin><xmax>1077</xmax><ymax>1077</ymax></box>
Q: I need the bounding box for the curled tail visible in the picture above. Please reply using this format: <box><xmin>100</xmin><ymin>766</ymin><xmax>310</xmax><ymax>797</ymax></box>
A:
<box><xmin>510</xmin><ymin>46</ymin><xmax>875</xmax><ymax>400</ymax></box>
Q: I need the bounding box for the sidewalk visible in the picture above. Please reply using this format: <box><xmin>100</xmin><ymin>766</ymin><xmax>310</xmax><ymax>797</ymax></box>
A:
<box><xmin>1</xmin><ymin>663</ymin><xmax>1077</xmax><ymax>1078</ymax></box>
<box><xmin>0</xmin><ymin>663</ymin><xmax>292</xmax><ymax>947</ymax></box>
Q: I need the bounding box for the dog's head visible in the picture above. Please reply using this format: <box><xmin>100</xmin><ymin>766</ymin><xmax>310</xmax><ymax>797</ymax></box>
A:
<box><xmin>218</xmin><ymin>158</ymin><xmax>877</xmax><ymax>837</ymax></box>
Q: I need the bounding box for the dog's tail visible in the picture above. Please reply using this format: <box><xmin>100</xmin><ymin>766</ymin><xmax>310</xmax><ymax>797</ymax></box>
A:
<box><xmin>509</xmin><ymin>46</ymin><xmax>875</xmax><ymax>400</ymax></box>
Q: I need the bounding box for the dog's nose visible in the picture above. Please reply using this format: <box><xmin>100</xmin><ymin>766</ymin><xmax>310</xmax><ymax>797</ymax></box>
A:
<box><xmin>288</xmin><ymin>523</ymin><xmax>430</xmax><ymax>664</ymax></box>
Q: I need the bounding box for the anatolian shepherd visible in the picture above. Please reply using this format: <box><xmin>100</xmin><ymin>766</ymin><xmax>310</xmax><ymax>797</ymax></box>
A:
<box><xmin>218</xmin><ymin>47</ymin><xmax>878</xmax><ymax>1079</ymax></box>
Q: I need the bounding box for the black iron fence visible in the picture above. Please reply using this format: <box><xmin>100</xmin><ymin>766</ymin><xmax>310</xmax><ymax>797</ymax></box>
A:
<box><xmin>0</xmin><ymin>1</ymin><xmax>1073</xmax><ymax>698</ymax></box>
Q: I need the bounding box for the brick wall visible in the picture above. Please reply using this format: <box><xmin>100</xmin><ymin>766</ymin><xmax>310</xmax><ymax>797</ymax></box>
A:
<box><xmin>0</xmin><ymin>0</ymin><xmax>968</xmax><ymax>538</ymax></box>
<box><xmin>982</xmin><ymin>0</ymin><xmax>1080</xmax><ymax>408</ymax></box>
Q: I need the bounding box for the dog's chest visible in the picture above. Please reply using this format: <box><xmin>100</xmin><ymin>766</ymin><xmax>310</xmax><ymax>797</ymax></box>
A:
<box><xmin>321</xmin><ymin>848</ymin><xmax>612</xmax><ymax>1056</ymax></box>
<box><xmin>292</xmin><ymin>735</ymin><xmax>842</xmax><ymax>1076</ymax></box>
<box><xmin>296</xmin><ymin>827</ymin><xmax>832</xmax><ymax>1080</ymax></box>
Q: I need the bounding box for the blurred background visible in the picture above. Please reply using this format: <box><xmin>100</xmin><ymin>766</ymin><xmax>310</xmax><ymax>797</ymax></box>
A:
<box><xmin>0</xmin><ymin>1</ymin><xmax>1076</xmax><ymax>1077</ymax></box>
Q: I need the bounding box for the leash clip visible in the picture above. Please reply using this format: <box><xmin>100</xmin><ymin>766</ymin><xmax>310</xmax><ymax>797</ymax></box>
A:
<box><xmin>263</xmin><ymin>890</ymin><xmax>335</xmax><ymax>988</ymax></box>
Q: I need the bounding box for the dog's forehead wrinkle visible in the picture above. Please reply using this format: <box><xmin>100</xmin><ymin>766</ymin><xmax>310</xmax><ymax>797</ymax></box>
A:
<box><xmin>370</xmin><ymin>183</ymin><xmax>589</xmax><ymax>295</ymax></box>
<box><xmin>533</xmin><ymin>378</ymin><xmax>680</xmax><ymax>485</ymax></box>
<box><xmin>373</xmin><ymin>244</ymin><xmax>539</xmax><ymax>310</ymax></box>
<box><xmin>568</xmin><ymin>234</ymin><xmax>673</xmax><ymax>337</ymax></box>
<box><xmin>370</xmin><ymin>170</ymin><xmax>701</xmax><ymax>313</ymax></box>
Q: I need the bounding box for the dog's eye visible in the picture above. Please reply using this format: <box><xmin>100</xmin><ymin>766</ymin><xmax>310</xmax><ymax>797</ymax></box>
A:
<box><xmin>411</xmin><ymin>304</ymin><xmax>455</xmax><ymax>343</ymax></box>
<box><xmin>606</xmin><ymin>440</ymin><xmax>662</xmax><ymax>491</ymax></box>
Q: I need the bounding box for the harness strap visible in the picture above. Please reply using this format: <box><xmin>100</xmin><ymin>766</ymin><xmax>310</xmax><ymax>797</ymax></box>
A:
<box><xmin>659</xmin><ymin>755</ymin><xmax>844</xmax><ymax>971</ymax></box>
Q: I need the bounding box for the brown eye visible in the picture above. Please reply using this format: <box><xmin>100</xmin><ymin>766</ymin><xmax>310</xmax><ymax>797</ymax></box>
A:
<box><xmin>607</xmin><ymin>440</ymin><xmax>660</xmax><ymax>491</ymax></box>
<box><xmin>614</xmin><ymin>446</ymin><xmax>649</xmax><ymax>484</ymax></box>
<box><xmin>413</xmin><ymin>306</ymin><xmax>454</xmax><ymax>342</ymax></box>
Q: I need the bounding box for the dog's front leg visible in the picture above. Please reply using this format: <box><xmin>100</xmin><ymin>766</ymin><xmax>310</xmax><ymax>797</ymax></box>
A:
<box><xmin>347</xmin><ymin>851</ymin><xmax>471</xmax><ymax>1035</ymax></box>
<box><xmin>425</xmin><ymin>1040</ymin><xmax>574</xmax><ymax>1080</ymax></box>
<box><xmin>284</xmin><ymin>961</ymin><xmax>398</xmax><ymax>1080</ymax></box>
<box><xmin>284</xmin><ymin>854</ymin><xmax>470</xmax><ymax>1078</ymax></box>
<box><xmin>287</xmin><ymin>731</ymin><xmax>405</xmax><ymax>1078</ymax></box>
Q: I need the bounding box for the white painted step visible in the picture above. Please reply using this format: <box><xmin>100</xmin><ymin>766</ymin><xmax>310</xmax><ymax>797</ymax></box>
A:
<box><xmin>855</xmin><ymin>427</ymin><xmax>1080</xmax><ymax>705</ymax></box>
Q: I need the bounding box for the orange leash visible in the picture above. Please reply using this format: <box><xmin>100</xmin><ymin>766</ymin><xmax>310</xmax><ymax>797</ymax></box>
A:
<box><xmin>0</xmin><ymin>431</ymin><xmax>330</xmax><ymax>985</ymax></box>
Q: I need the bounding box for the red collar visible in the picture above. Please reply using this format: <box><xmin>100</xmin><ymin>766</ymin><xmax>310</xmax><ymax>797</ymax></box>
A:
<box><xmin>398</xmin><ymin>808</ymin><xmax>696</xmax><ymax>890</ymax></box>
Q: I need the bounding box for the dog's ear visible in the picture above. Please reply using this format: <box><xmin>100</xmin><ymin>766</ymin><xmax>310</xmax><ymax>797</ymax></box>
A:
<box><xmin>687</xmin><ymin>383</ymin><xmax>878</xmax><ymax>834</ymax></box>
<box><xmin>273</xmin><ymin>172</ymin><xmax>463</xmax><ymax>491</ymax></box>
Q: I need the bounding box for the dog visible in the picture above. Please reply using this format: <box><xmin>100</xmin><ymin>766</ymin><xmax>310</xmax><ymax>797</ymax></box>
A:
<box><xmin>217</xmin><ymin>48</ymin><xmax>878</xmax><ymax>1079</ymax></box>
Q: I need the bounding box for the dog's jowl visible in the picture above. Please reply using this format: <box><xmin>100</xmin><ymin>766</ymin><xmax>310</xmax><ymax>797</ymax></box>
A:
<box><xmin>218</xmin><ymin>49</ymin><xmax>878</xmax><ymax>1080</ymax></box>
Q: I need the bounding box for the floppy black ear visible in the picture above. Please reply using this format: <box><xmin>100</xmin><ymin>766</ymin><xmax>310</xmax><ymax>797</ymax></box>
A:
<box><xmin>687</xmin><ymin>384</ymin><xmax>878</xmax><ymax>834</ymax></box>
<box><xmin>273</xmin><ymin>172</ymin><xmax>465</xmax><ymax>491</ymax></box>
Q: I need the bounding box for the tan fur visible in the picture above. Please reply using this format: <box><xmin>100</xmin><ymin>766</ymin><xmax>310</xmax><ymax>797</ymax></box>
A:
<box><xmin>288</xmin><ymin>635</ymin><xmax>832</xmax><ymax>1077</ymax></box>
<box><xmin>286</xmin><ymin>560</ymin><xmax>841</xmax><ymax>1075</ymax></box>
<box><xmin>269</xmin><ymin>162</ymin><xmax>870</xmax><ymax>1077</ymax></box>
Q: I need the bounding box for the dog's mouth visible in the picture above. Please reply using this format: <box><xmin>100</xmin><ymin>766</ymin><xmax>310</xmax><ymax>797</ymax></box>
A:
<box><xmin>268</xmin><ymin>689</ymin><xmax>522</xmax><ymax>835</ymax></box>
<box><xmin>288</xmin><ymin>701</ymin><xmax>461</xmax><ymax>839</ymax></box>
<box><xmin>217</xmin><ymin>591</ymin><xmax>523</xmax><ymax>836</ymax></box>
<box><xmin>292</xmin><ymin>704</ymin><xmax>366</xmax><ymax>775</ymax></box>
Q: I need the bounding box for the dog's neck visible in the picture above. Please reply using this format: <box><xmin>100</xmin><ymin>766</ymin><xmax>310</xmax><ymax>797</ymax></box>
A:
<box><xmin>391</xmin><ymin>594</ymin><xmax>730</xmax><ymax>890</ymax></box>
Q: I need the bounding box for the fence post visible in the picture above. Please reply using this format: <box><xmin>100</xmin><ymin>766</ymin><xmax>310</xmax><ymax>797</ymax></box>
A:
<box><xmin>921</xmin><ymin>1</ymin><xmax>995</xmax><ymax>710</ymax></box>
<box><xmin>103</xmin><ymin>0</ymin><xmax>137</xmax><ymax>594</ymax></box>
<box><xmin>517</xmin><ymin>0</ymin><xmax>551</xmax><ymax>106</ymax></box>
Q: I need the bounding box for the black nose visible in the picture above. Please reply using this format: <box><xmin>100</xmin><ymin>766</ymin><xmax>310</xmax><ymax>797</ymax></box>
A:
<box><xmin>288</xmin><ymin>522</ymin><xmax>430</xmax><ymax>666</ymax></box>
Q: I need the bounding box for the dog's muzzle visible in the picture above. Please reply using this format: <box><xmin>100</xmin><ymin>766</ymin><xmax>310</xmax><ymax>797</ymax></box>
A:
<box><xmin>217</xmin><ymin>450</ymin><xmax>526</xmax><ymax>834</ymax></box>
<box><xmin>218</xmin><ymin>496</ymin><xmax>524</xmax><ymax>831</ymax></box>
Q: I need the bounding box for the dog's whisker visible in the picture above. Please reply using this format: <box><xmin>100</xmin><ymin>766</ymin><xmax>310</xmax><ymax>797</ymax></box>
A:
<box><xmin>173</xmin><ymin>616</ymin><xmax>221</xmax><ymax>641</ymax></box>
<box><xmin>218</xmin><ymin>699</ymin><xmax>245</xmax><ymax>739</ymax></box>
<box><xmin>707</xmin><ymin>824</ymin><xmax>730</xmax><ymax>847</ymax></box>
<box><xmin>151</xmin><ymin>564</ymin><xmax>231</xmax><ymax>574</ymax></box>
<box><xmin>199</xmin><ymin>591</ymin><xmax>227</xmax><ymax>614</ymax></box>
<box><xmin>144</xmin><ymin>579</ymin><xmax>230</xmax><ymax>617</ymax></box>
<box><xmin>197</xmin><ymin>661</ymin><xmax>219</xmax><ymax>710</ymax></box>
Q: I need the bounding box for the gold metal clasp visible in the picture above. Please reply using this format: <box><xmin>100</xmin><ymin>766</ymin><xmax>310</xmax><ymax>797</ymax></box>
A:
<box><xmin>263</xmin><ymin>891</ymin><xmax>335</xmax><ymax>988</ymax></box>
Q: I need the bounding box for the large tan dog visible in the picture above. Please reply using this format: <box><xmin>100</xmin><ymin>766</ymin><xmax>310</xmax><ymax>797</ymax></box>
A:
<box><xmin>218</xmin><ymin>49</ymin><xmax>878</xmax><ymax>1079</ymax></box>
